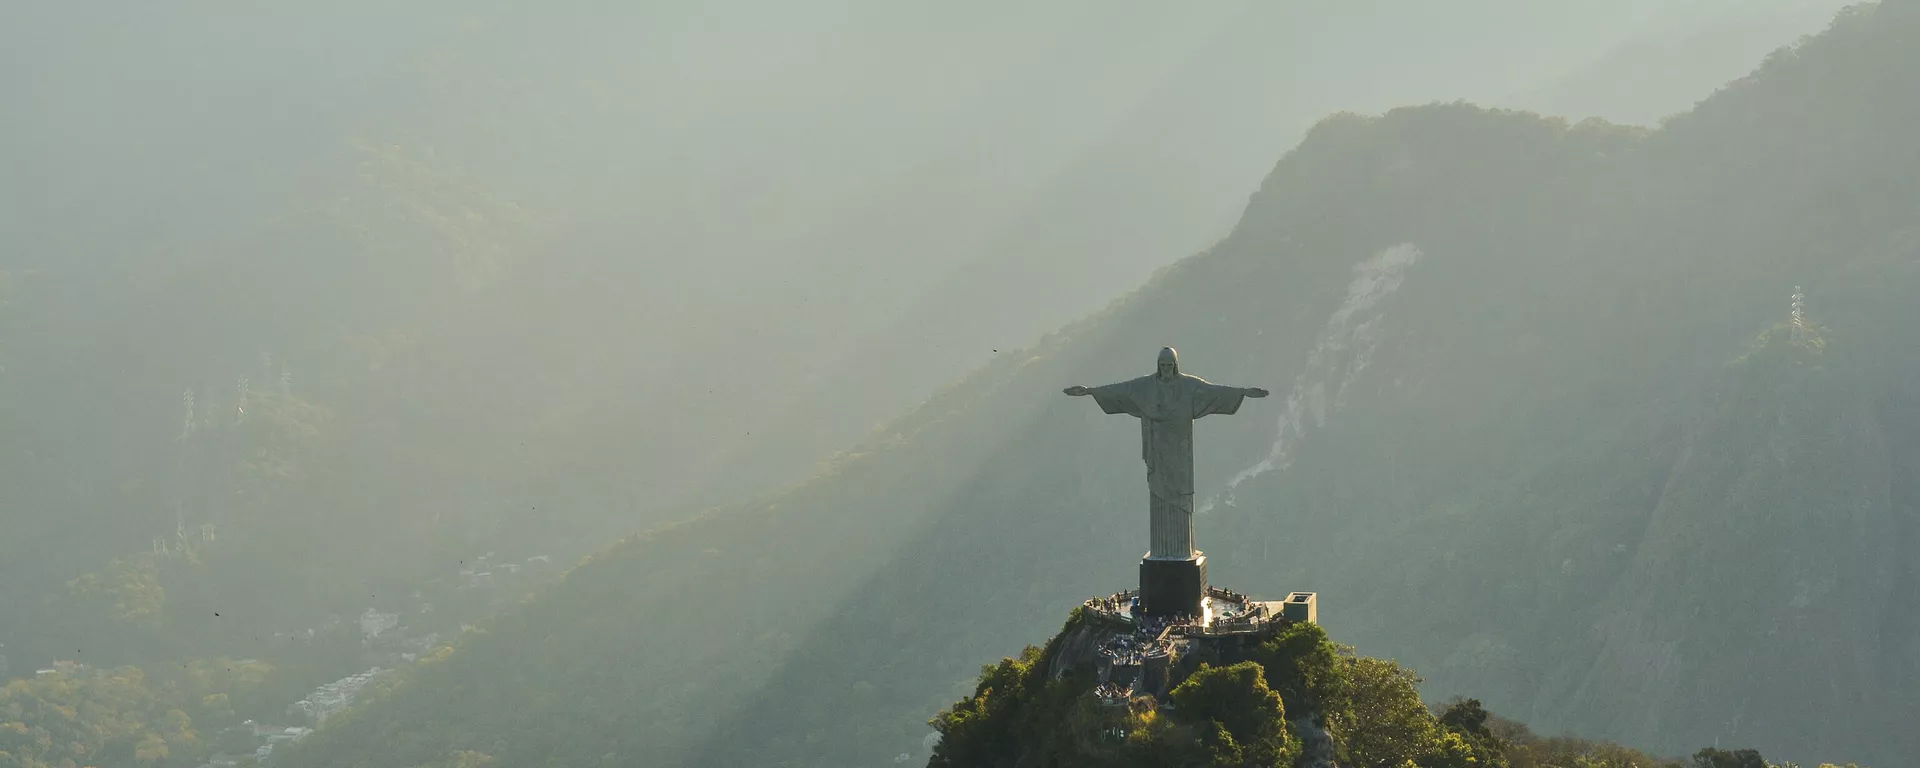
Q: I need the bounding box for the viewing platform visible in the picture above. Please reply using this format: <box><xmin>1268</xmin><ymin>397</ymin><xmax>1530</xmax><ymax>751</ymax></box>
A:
<box><xmin>1064</xmin><ymin>586</ymin><xmax>1321</xmax><ymax>707</ymax></box>
<box><xmin>1082</xmin><ymin>586</ymin><xmax>1317</xmax><ymax>637</ymax></box>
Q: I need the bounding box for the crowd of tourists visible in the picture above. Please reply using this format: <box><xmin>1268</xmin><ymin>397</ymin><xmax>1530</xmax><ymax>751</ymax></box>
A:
<box><xmin>1093</xmin><ymin>681</ymin><xmax>1134</xmax><ymax>702</ymax></box>
<box><xmin>1093</xmin><ymin>613</ymin><xmax>1181</xmax><ymax>666</ymax></box>
<box><xmin>1087</xmin><ymin>592</ymin><xmax>1135</xmax><ymax>617</ymax></box>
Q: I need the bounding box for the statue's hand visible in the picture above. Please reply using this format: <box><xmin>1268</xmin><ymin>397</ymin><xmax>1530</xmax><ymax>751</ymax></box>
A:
<box><xmin>1063</xmin><ymin>386</ymin><xmax>1091</xmax><ymax>397</ymax></box>
<box><xmin>1243</xmin><ymin>387</ymin><xmax>1271</xmax><ymax>398</ymax></box>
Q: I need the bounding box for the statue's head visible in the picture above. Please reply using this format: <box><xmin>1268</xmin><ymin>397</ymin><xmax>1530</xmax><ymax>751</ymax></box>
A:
<box><xmin>1157</xmin><ymin>347</ymin><xmax>1179</xmax><ymax>381</ymax></box>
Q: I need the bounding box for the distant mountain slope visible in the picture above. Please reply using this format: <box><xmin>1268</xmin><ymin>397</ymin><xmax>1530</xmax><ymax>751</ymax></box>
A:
<box><xmin>285</xmin><ymin>3</ymin><xmax>1919</xmax><ymax>767</ymax></box>
<box><xmin>1501</xmin><ymin>0</ymin><xmax>1854</xmax><ymax>125</ymax></box>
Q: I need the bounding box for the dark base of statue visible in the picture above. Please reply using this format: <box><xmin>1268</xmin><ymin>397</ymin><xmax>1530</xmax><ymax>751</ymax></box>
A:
<box><xmin>1138</xmin><ymin>553</ymin><xmax>1207</xmax><ymax>618</ymax></box>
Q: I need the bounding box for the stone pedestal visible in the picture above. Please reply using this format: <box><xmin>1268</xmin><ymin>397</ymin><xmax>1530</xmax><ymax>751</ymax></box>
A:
<box><xmin>1139</xmin><ymin>553</ymin><xmax>1207</xmax><ymax>617</ymax></box>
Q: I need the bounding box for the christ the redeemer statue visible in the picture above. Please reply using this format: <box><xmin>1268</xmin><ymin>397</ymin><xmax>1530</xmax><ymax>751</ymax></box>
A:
<box><xmin>1065</xmin><ymin>347</ymin><xmax>1267</xmax><ymax>616</ymax></box>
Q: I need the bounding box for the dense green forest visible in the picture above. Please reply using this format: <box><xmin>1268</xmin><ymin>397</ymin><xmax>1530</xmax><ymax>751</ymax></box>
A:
<box><xmin>273</xmin><ymin>3</ymin><xmax>1917</xmax><ymax>767</ymax></box>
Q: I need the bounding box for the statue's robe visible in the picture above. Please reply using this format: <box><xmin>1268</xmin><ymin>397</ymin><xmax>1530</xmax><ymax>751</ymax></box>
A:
<box><xmin>1086</xmin><ymin>373</ymin><xmax>1251</xmax><ymax>559</ymax></box>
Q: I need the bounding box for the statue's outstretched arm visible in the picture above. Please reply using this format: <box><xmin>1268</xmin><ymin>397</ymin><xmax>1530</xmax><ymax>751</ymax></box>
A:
<box><xmin>1069</xmin><ymin>381</ymin><xmax>1146</xmax><ymax>417</ymax></box>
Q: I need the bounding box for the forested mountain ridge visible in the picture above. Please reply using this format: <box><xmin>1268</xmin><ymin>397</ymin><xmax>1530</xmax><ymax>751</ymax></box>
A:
<box><xmin>278</xmin><ymin>3</ymin><xmax>1918</xmax><ymax>767</ymax></box>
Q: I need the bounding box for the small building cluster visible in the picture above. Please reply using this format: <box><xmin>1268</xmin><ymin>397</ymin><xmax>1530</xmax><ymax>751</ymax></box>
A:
<box><xmin>458</xmin><ymin>552</ymin><xmax>554</xmax><ymax>590</ymax></box>
<box><xmin>359</xmin><ymin>608</ymin><xmax>401</xmax><ymax>641</ymax></box>
<box><xmin>391</xmin><ymin>631</ymin><xmax>444</xmax><ymax>663</ymax></box>
<box><xmin>34</xmin><ymin>659</ymin><xmax>87</xmax><ymax>678</ymax></box>
<box><xmin>290</xmin><ymin>667</ymin><xmax>388</xmax><ymax>725</ymax></box>
<box><xmin>196</xmin><ymin>721</ymin><xmax>314</xmax><ymax>767</ymax></box>
<box><xmin>250</xmin><ymin>724</ymin><xmax>314</xmax><ymax>764</ymax></box>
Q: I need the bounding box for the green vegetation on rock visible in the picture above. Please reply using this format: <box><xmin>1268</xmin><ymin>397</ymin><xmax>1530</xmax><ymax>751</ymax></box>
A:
<box><xmin>929</xmin><ymin>612</ymin><xmax>1492</xmax><ymax>768</ymax></box>
<box><xmin>930</xmin><ymin>612</ymin><xmax>1865</xmax><ymax>768</ymax></box>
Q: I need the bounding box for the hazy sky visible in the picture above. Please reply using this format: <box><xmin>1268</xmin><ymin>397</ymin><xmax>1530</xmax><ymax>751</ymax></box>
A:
<box><xmin>1</xmin><ymin>0</ymin><xmax>1855</xmax><ymax>516</ymax></box>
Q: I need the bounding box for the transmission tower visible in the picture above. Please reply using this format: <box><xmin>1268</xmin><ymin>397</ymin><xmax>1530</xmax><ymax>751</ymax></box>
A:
<box><xmin>180</xmin><ymin>389</ymin><xmax>196</xmax><ymax>440</ymax></box>
<box><xmin>235</xmin><ymin>376</ymin><xmax>251</xmax><ymax>423</ymax></box>
<box><xmin>1790</xmin><ymin>286</ymin><xmax>1807</xmax><ymax>342</ymax></box>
